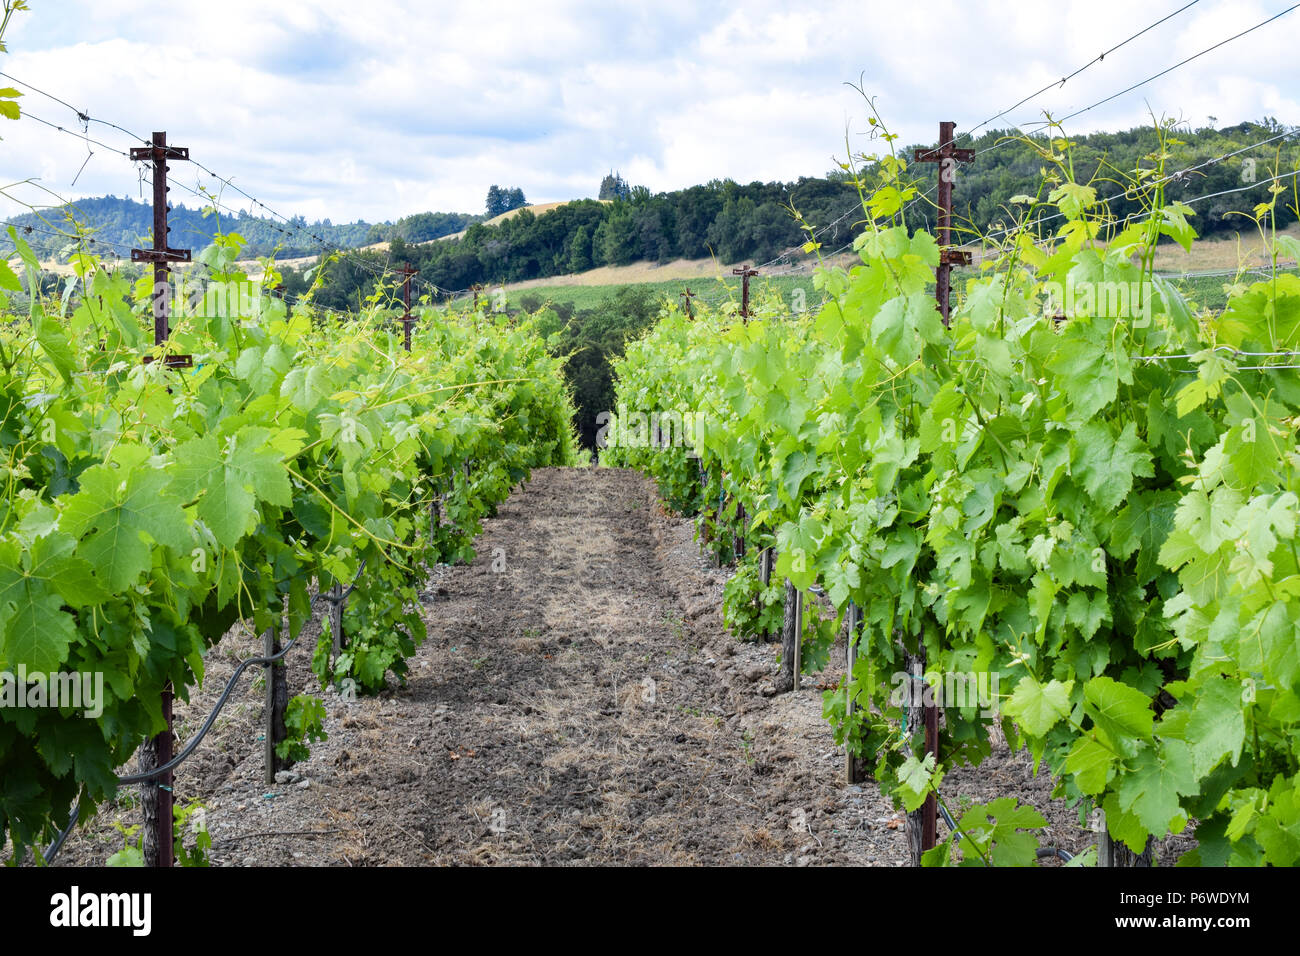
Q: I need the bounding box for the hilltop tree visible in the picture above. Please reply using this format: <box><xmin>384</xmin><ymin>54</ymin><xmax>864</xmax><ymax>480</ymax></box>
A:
<box><xmin>486</xmin><ymin>185</ymin><xmax>529</xmax><ymax>218</ymax></box>
<box><xmin>598</xmin><ymin>173</ymin><xmax>631</xmax><ymax>202</ymax></box>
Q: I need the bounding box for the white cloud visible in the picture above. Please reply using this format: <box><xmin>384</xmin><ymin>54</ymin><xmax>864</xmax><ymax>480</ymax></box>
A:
<box><xmin>0</xmin><ymin>0</ymin><xmax>1296</xmax><ymax>226</ymax></box>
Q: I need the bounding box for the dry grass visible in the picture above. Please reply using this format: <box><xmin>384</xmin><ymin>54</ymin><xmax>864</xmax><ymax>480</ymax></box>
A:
<box><xmin>482</xmin><ymin>200</ymin><xmax>607</xmax><ymax>228</ymax></box>
<box><xmin>1147</xmin><ymin>221</ymin><xmax>1300</xmax><ymax>271</ymax></box>
<box><xmin>504</xmin><ymin>256</ymin><xmax>739</xmax><ymax>291</ymax></box>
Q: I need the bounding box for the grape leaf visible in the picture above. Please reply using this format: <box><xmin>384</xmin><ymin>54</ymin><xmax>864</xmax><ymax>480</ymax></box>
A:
<box><xmin>1073</xmin><ymin>421</ymin><xmax>1153</xmax><ymax>511</ymax></box>
<box><xmin>1184</xmin><ymin>678</ymin><xmax>1246</xmax><ymax>775</ymax></box>
<box><xmin>1117</xmin><ymin>740</ymin><xmax>1196</xmax><ymax>835</ymax></box>
<box><xmin>1084</xmin><ymin>675</ymin><xmax>1153</xmax><ymax>746</ymax></box>
<box><xmin>1004</xmin><ymin>677</ymin><xmax>1073</xmax><ymax>736</ymax></box>
<box><xmin>59</xmin><ymin>460</ymin><xmax>190</xmax><ymax>592</ymax></box>
<box><xmin>1065</xmin><ymin>735</ymin><xmax>1115</xmax><ymax>794</ymax></box>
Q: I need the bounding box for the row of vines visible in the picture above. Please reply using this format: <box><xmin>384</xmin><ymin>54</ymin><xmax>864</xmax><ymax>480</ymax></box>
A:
<box><xmin>607</xmin><ymin>128</ymin><xmax>1300</xmax><ymax>866</ymax></box>
<box><xmin>0</xmin><ymin>227</ymin><xmax>581</xmax><ymax>861</ymax></box>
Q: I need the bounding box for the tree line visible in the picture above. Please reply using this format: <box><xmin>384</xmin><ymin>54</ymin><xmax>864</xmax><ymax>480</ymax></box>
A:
<box><xmin>306</xmin><ymin>120</ymin><xmax>1299</xmax><ymax>309</ymax></box>
<box><xmin>3</xmin><ymin>197</ymin><xmax>481</xmax><ymax>260</ymax></box>
<box><xmin>8</xmin><ymin>119</ymin><xmax>1293</xmax><ymax>299</ymax></box>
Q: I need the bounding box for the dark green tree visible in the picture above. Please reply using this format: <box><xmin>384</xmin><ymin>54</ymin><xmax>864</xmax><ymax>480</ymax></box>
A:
<box><xmin>486</xmin><ymin>185</ymin><xmax>528</xmax><ymax>218</ymax></box>
<box><xmin>566</xmin><ymin>225</ymin><xmax>593</xmax><ymax>272</ymax></box>
<box><xmin>597</xmin><ymin>208</ymin><xmax>640</xmax><ymax>265</ymax></box>
<box><xmin>599</xmin><ymin>173</ymin><xmax>631</xmax><ymax>201</ymax></box>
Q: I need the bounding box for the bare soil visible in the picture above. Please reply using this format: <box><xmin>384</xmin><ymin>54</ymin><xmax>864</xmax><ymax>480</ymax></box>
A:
<box><xmin>50</xmin><ymin>466</ymin><xmax>1193</xmax><ymax>866</ymax></box>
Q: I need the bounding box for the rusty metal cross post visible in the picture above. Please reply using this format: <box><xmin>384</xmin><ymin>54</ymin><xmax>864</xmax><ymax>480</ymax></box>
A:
<box><xmin>905</xmin><ymin>121</ymin><xmax>974</xmax><ymax>862</ymax></box>
<box><xmin>128</xmin><ymin>130</ymin><xmax>191</xmax><ymax>870</ymax></box>
<box><xmin>913</xmin><ymin>121</ymin><xmax>973</xmax><ymax>325</ymax></box>
<box><xmin>680</xmin><ymin>287</ymin><xmax>696</xmax><ymax>320</ymax></box>
<box><xmin>397</xmin><ymin>263</ymin><xmax>418</xmax><ymax>351</ymax></box>
<box><xmin>732</xmin><ymin>266</ymin><xmax>758</xmax><ymax>322</ymax></box>
<box><xmin>131</xmin><ymin>132</ymin><xmax>191</xmax><ymax>346</ymax></box>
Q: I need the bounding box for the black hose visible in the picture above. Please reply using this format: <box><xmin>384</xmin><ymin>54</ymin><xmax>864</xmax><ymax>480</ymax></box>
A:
<box><xmin>42</xmin><ymin>574</ymin><xmax>357</xmax><ymax>863</ymax></box>
<box><xmin>116</xmin><ymin>634</ymin><xmax>301</xmax><ymax>784</ymax></box>
<box><xmin>41</xmin><ymin>801</ymin><xmax>80</xmax><ymax>865</ymax></box>
<box><xmin>1037</xmin><ymin>846</ymin><xmax>1076</xmax><ymax>862</ymax></box>
<box><xmin>322</xmin><ymin>559</ymin><xmax>366</xmax><ymax>603</ymax></box>
<box><xmin>119</xmin><ymin>573</ymin><xmax>361</xmax><ymax>785</ymax></box>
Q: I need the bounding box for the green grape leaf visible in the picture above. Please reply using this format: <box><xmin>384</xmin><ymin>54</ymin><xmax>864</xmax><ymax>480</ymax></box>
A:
<box><xmin>1073</xmin><ymin>421</ymin><xmax>1153</xmax><ymax>511</ymax></box>
<box><xmin>1004</xmin><ymin>677</ymin><xmax>1073</xmax><ymax>737</ymax></box>
<box><xmin>1117</xmin><ymin>740</ymin><xmax>1197</xmax><ymax>836</ymax></box>
<box><xmin>59</xmin><ymin>459</ymin><xmax>190</xmax><ymax>592</ymax></box>
<box><xmin>1065</xmin><ymin>735</ymin><xmax>1115</xmax><ymax>794</ymax></box>
<box><xmin>1083</xmin><ymin>675</ymin><xmax>1153</xmax><ymax>746</ymax></box>
<box><xmin>1184</xmin><ymin>678</ymin><xmax>1246</xmax><ymax>775</ymax></box>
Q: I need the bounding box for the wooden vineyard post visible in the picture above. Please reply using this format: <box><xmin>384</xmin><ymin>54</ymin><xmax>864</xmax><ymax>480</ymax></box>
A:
<box><xmin>329</xmin><ymin>583</ymin><xmax>346</xmax><ymax>658</ymax></box>
<box><xmin>904</xmin><ymin>646</ymin><xmax>930</xmax><ymax>865</ymax></box>
<box><xmin>430</xmin><ymin>481</ymin><xmax>441</xmax><ymax>544</ymax></box>
<box><xmin>696</xmin><ymin>457</ymin><xmax>711</xmax><ymax>557</ymax></box>
<box><xmin>846</xmin><ymin>602</ymin><xmax>862</xmax><ymax>785</ymax></box>
<box><xmin>759</xmin><ymin>547</ymin><xmax>775</xmax><ymax>642</ymax></box>
<box><xmin>776</xmin><ymin>579</ymin><xmax>799</xmax><ymax>693</ymax></box>
<box><xmin>715</xmin><ymin>473</ymin><xmax>725</xmax><ymax>569</ymax></box>
<box><xmin>793</xmin><ymin>587</ymin><xmax>802</xmax><ymax>691</ymax></box>
<box><xmin>263</xmin><ymin>623</ymin><xmax>288</xmax><ymax>785</ymax></box>
<box><xmin>1098</xmin><ymin>814</ymin><xmax>1153</xmax><ymax>867</ymax></box>
<box><xmin>397</xmin><ymin>263</ymin><xmax>417</xmax><ymax>351</ymax></box>
<box><xmin>130</xmin><ymin>130</ymin><xmax>191</xmax><ymax>869</ymax></box>
<box><xmin>680</xmin><ymin>287</ymin><xmax>696</xmax><ymax>319</ymax></box>
<box><xmin>137</xmin><ymin>693</ymin><xmax>174</xmax><ymax>869</ymax></box>
<box><xmin>733</xmin><ymin>501</ymin><xmax>746</xmax><ymax>562</ymax></box>
<box><xmin>732</xmin><ymin>266</ymin><xmax>758</xmax><ymax>322</ymax></box>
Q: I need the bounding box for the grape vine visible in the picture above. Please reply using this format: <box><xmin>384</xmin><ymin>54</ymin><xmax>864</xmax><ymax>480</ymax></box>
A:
<box><xmin>608</xmin><ymin>126</ymin><xmax>1300</xmax><ymax>865</ymax></box>
<box><xmin>0</xmin><ymin>228</ymin><xmax>579</xmax><ymax>860</ymax></box>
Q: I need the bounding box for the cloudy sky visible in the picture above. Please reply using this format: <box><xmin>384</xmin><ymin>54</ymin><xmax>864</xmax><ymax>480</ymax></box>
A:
<box><xmin>0</xmin><ymin>0</ymin><xmax>1296</xmax><ymax>224</ymax></box>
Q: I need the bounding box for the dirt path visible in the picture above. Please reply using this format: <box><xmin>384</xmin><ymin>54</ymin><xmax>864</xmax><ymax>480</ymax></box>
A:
<box><xmin>51</xmin><ymin>466</ymin><xmax>901</xmax><ymax>866</ymax></box>
<box><xmin>295</xmin><ymin>465</ymin><xmax>899</xmax><ymax>865</ymax></box>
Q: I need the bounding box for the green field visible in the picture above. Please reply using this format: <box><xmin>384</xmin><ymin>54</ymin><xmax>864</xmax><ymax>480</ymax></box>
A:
<box><xmin>501</xmin><ymin>273</ymin><xmax>835</xmax><ymax>315</ymax></box>
<box><xmin>496</xmin><ymin>266</ymin><xmax>1299</xmax><ymax>318</ymax></box>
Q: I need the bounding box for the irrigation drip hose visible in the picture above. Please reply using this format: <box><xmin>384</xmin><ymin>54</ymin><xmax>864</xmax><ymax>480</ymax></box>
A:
<box><xmin>118</xmin><ymin>572</ymin><xmax>363</xmax><ymax>787</ymax></box>
<box><xmin>42</xmin><ymin>571</ymin><xmax>364</xmax><ymax>864</ymax></box>
<box><xmin>41</xmin><ymin>802</ymin><xmax>80</xmax><ymax>865</ymax></box>
<box><xmin>115</xmin><ymin>634</ymin><xmax>303</xmax><ymax>786</ymax></box>
<box><xmin>323</xmin><ymin>559</ymin><xmax>367</xmax><ymax>604</ymax></box>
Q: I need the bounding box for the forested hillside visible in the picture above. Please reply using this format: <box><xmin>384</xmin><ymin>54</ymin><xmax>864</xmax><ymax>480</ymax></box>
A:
<box><xmin>2</xmin><ymin>196</ymin><xmax>481</xmax><ymax>259</ymax></box>
<box><xmin>8</xmin><ymin>120</ymin><xmax>1295</xmax><ymax>307</ymax></box>
<box><xmin>308</xmin><ymin>119</ymin><xmax>1298</xmax><ymax>308</ymax></box>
